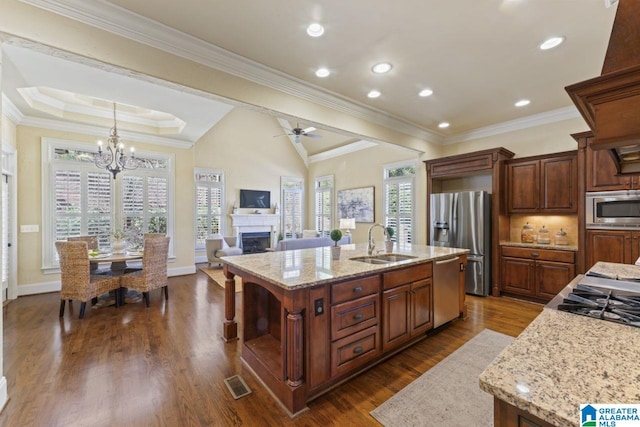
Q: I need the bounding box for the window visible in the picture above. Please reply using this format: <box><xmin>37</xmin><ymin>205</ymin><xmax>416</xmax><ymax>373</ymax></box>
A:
<box><xmin>195</xmin><ymin>169</ymin><xmax>224</xmax><ymax>249</ymax></box>
<box><xmin>383</xmin><ymin>162</ymin><xmax>416</xmax><ymax>244</ymax></box>
<box><xmin>42</xmin><ymin>138</ymin><xmax>174</xmax><ymax>269</ymax></box>
<box><xmin>314</xmin><ymin>175</ymin><xmax>333</xmax><ymax>237</ymax></box>
<box><xmin>281</xmin><ymin>177</ymin><xmax>304</xmax><ymax>239</ymax></box>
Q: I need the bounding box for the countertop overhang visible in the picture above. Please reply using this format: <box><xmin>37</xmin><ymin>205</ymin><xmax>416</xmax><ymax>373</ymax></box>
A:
<box><xmin>480</xmin><ymin>274</ymin><xmax>640</xmax><ymax>426</ymax></box>
<box><xmin>221</xmin><ymin>243</ymin><xmax>469</xmax><ymax>290</ymax></box>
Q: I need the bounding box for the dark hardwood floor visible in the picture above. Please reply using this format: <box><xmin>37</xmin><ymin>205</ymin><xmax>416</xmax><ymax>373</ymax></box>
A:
<box><xmin>0</xmin><ymin>266</ymin><xmax>543</xmax><ymax>426</ymax></box>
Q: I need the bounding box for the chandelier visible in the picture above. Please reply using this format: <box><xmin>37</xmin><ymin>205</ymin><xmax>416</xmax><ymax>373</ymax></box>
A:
<box><xmin>94</xmin><ymin>103</ymin><xmax>138</xmax><ymax>179</ymax></box>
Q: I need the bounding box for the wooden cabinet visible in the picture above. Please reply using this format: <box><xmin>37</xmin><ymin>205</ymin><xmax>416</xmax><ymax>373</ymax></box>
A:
<box><xmin>500</xmin><ymin>246</ymin><xmax>575</xmax><ymax>302</ymax></box>
<box><xmin>382</xmin><ymin>264</ymin><xmax>433</xmax><ymax>352</ymax></box>
<box><xmin>586</xmin><ymin>143</ymin><xmax>631</xmax><ymax>191</ymax></box>
<box><xmin>329</xmin><ymin>276</ymin><xmax>381</xmax><ymax>377</ymax></box>
<box><xmin>507</xmin><ymin>152</ymin><xmax>577</xmax><ymax>214</ymax></box>
<box><xmin>493</xmin><ymin>397</ymin><xmax>555</xmax><ymax>427</ymax></box>
<box><xmin>586</xmin><ymin>229</ymin><xmax>640</xmax><ymax>269</ymax></box>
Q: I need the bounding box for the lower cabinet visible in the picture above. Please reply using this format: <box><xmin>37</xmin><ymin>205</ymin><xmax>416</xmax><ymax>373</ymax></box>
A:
<box><xmin>586</xmin><ymin>229</ymin><xmax>640</xmax><ymax>269</ymax></box>
<box><xmin>500</xmin><ymin>246</ymin><xmax>575</xmax><ymax>302</ymax></box>
<box><xmin>493</xmin><ymin>398</ymin><xmax>555</xmax><ymax>427</ymax></box>
<box><xmin>382</xmin><ymin>264</ymin><xmax>433</xmax><ymax>352</ymax></box>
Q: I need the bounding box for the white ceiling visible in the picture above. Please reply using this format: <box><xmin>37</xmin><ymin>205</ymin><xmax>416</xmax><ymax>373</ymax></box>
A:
<box><xmin>7</xmin><ymin>0</ymin><xmax>619</xmax><ymax>155</ymax></box>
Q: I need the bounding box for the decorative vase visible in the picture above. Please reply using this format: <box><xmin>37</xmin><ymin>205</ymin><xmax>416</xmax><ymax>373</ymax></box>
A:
<box><xmin>112</xmin><ymin>238</ymin><xmax>127</xmax><ymax>254</ymax></box>
<box><xmin>385</xmin><ymin>240</ymin><xmax>394</xmax><ymax>253</ymax></box>
<box><xmin>331</xmin><ymin>245</ymin><xmax>341</xmax><ymax>260</ymax></box>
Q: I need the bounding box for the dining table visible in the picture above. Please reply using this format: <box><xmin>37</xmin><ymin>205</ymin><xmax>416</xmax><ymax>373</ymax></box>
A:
<box><xmin>89</xmin><ymin>251</ymin><xmax>143</xmax><ymax>275</ymax></box>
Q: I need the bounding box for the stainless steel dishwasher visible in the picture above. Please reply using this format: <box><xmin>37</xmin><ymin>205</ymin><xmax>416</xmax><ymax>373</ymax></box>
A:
<box><xmin>433</xmin><ymin>256</ymin><xmax>461</xmax><ymax>328</ymax></box>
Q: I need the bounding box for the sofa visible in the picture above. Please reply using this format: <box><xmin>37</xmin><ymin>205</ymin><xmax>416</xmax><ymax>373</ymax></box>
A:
<box><xmin>275</xmin><ymin>235</ymin><xmax>352</xmax><ymax>251</ymax></box>
<box><xmin>206</xmin><ymin>235</ymin><xmax>243</xmax><ymax>267</ymax></box>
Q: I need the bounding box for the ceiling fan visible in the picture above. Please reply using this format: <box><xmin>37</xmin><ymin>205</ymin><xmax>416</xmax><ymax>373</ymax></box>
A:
<box><xmin>274</xmin><ymin>124</ymin><xmax>323</xmax><ymax>143</ymax></box>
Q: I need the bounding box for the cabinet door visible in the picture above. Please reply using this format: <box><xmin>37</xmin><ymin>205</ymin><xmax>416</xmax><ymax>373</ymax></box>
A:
<box><xmin>632</xmin><ymin>232</ymin><xmax>640</xmax><ymax>265</ymax></box>
<box><xmin>410</xmin><ymin>279</ymin><xmax>432</xmax><ymax>335</ymax></box>
<box><xmin>382</xmin><ymin>285</ymin><xmax>411</xmax><ymax>351</ymax></box>
<box><xmin>508</xmin><ymin>161</ymin><xmax>539</xmax><ymax>213</ymax></box>
<box><xmin>586</xmin><ymin>146</ymin><xmax>629</xmax><ymax>191</ymax></box>
<box><xmin>535</xmin><ymin>261</ymin><xmax>575</xmax><ymax>300</ymax></box>
<box><xmin>540</xmin><ymin>155</ymin><xmax>577</xmax><ymax>212</ymax></box>
<box><xmin>501</xmin><ymin>257</ymin><xmax>535</xmax><ymax>296</ymax></box>
<box><xmin>586</xmin><ymin>230</ymin><xmax>632</xmax><ymax>269</ymax></box>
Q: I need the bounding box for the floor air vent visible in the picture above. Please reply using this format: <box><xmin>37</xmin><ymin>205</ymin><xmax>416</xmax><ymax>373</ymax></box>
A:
<box><xmin>224</xmin><ymin>375</ymin><xmax>252</xmax><ymax>399</ymax></box>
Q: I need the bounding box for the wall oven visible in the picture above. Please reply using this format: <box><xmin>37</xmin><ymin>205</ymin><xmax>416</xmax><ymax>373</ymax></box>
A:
<box><xmin>586</xmin><ymin>190</ymin><xmax>640</xmax><ymax>229</ymax></box>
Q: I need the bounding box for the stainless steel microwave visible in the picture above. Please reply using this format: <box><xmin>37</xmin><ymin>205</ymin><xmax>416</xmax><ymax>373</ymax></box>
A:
<box><xmin>586</xmin><ymin>190</ymin><xmax>640</xmax><ymax>228</ymax></box>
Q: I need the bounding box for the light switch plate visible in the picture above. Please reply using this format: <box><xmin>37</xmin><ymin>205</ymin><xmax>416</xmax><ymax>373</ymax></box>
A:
<box><xmin>20</xmin><ymin>225</ymin><xmax>39</xmax><ymax>233</ymax></box>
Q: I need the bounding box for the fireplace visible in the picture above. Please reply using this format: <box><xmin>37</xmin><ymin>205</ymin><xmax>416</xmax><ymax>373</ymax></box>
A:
<box><xmin>241</xmin><ymin>232</ymin><xmax>271</xmax><ymax>254</ymax></box>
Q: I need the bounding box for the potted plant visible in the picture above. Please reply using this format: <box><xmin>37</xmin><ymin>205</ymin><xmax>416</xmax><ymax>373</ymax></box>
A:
<box><xmin>385</xmin><ymin>226</ymin><xmax>395</xmax><ymax>253</ymax></box>
<box><xmin>330</xmin><ymin>229</ymin><xmax>343</xmax><ymax>260</ymax></box>
<box><xmin>111</xmin><ymin>227</ymin><xmax>127</xmax><ymax>254</ymax></box>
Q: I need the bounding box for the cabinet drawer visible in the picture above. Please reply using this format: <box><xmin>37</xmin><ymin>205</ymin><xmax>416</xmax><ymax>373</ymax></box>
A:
<box><xmin>331</xmin><ymin>325</ymin><xmax>380</xmax><ymax>377</ymax></box>
<box><xmin>331</xmin><ymin>293</ymin><xmax>379</xmax><ymax>341</ymax></box>
<box><xmin>332</xmin><ymin>275</ymin><xmax>381</xmax><ymax>305</ymax></box>
<box><xmin>501</xmin><ymin>246</ymin><xmax>575</xmax><ymax>263</ymax></box>
<box><xmin>383</xmin><ymin>263</ymin><xmax>432</xmax><ymax>290</ymax></box>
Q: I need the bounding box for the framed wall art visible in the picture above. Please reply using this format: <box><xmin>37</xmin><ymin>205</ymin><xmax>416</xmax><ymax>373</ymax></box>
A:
<box><xmin>337</xmin><ymin>186</ymin><xmax>375</xmax><ymax>223</ymax></box>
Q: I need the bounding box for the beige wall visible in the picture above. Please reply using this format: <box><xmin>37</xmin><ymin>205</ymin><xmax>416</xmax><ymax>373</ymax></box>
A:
<box><xmin>193</xmin><ymin>107</ymin><xmax>307</xmax><ymax>237</ymax></box>
<box><xmin>308</xmin><ymin>144</ymin><xmax>435</xmax><ymax>245</ymax></box>
<box><xmin>2</xmin><ymin>114</ymin><xmax>16</xmax><ymax>148</ymax></box>
<box><xmin>440</xmin><ymin>117</ymin><xmax>588</xmax><ymax>159</ymax></box>
<box><xmin>16</xmin><ymin>125</ymin><xmax>195</xmax><ymax>288</ymax></box>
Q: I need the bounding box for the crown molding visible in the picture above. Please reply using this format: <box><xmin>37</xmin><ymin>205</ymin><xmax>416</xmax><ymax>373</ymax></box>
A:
<box><xmin>18</xmin><ymin>114</ymin><xmax>194</xmax><ymax>149</ymax></box>
<box><xmin>1</xmin><ymin>94</ymin><xmax>24</xmax><ymax>123</ymax></box>
<box><xmin>309</xmin><ymin>140</ymin><xmax>378</xmax><ymax>163</ymax></box>
<box><xmin>19</xmin><ymin>0</ymin><xmax>442</xmax><ymax>144</ymax></box>
<box><xmin>442</xmin><ymin>106</ymin><xmax>581</xmax><ymax>145</ymax></box>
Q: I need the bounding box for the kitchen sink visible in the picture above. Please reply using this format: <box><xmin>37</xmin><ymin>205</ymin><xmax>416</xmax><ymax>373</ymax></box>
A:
<box><xmin>350</xmin><ymin>254</ymin><xmax>417</xmax><ymax>264</ymax></box>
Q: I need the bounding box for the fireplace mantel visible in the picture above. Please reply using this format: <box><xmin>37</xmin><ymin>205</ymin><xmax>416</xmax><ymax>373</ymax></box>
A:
<box><xmin>230</xmin><ymin>214</ymin><xmax>280</xmax><ymax>249</ymax></box>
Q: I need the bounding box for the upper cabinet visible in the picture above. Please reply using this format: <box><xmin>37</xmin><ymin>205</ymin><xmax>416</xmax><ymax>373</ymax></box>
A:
<box><xmin>587</xmin><ymin>143</ymin><xmax>640</xmax><ymax>191</ymax></box>
<box><xmin>507</xmin><ymin>151</ymin><xmax>578</xmax><ymax>214</ymax></box>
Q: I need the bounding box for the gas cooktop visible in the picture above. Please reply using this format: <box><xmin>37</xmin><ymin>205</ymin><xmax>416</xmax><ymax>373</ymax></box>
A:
<box><xmin>551</xmin><ymin>274</ymin><xmax>640</xmax><ymax>328</ymax></box>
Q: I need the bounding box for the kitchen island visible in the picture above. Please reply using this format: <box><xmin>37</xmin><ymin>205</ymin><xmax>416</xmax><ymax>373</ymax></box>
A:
<box><xmin>480</xmin><ymin>266</ymin><xmax>640</xmax><ymax>427</ymax></box>
<box><xmin>222</xmin><ymin>243</ymin><xmax>468</xmax><ymax>416</ymax></box>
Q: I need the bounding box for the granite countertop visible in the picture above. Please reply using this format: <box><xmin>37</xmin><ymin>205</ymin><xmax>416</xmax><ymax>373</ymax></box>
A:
<box><xmin>588</xmin><ymin>261</ymin><xmax>640</xmax><ymax>280</ymax></box>
<box><xmin>500</xmin><ymin>241</ymin><xmax>578</xmax><ymax>252</ymax></box>
<box><xmin>479</xmin><ymin>275</ymin><xmax>640</xmax><ymax>427</ymax></box>
<box><xmin>222</xmin><ymin>243</ymin><xmax>469</xmax><ymax>290</ymax></box>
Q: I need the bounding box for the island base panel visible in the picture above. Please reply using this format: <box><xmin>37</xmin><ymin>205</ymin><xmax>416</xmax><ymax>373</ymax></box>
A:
<box><xmin>494</xmin><ymin>397</ymin><xmax>555</xmax><ymax>427</ymax></box>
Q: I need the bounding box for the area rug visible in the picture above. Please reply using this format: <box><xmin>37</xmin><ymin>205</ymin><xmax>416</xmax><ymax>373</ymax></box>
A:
<box><xmin>91</xmin><ymin>290</ymin><xmax>143</xmax><ymax>309</ymax></box>
<box><xmin>199</xmin><ymin>267</ymin><xmax>242</xmax><ymax>292</ymax></box>
<box><xmin>370</xmin><ymin>329</ymin><xmax>514</xmax><ymax>427</ymax></box>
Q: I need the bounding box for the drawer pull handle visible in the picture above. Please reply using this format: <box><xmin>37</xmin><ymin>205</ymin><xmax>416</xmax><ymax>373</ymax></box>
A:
<box><xmin>353</xmin><ymin>286</ymin><xmax>363</xmax><ymax>293</ymax></box>
<box><xmin>353</xmin><ymin>346</ymin><xmax>363</xmax><ymax>354</ymax></box>
<box><xmin>353</xmin><ymin>313</ymin><xmax>363</xmax><ymax>320</ymax></box>
<box><xmin>531</xmin><ymin>252</ymin><xmax>539</xmax><ymax>257</ymax></box>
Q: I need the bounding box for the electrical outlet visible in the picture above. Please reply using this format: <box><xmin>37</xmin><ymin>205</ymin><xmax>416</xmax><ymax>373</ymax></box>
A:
<box><xmin>20</xmin><ymin>225</ymin><xmax>39</xmax><ymax>233</ymax></box>
<box><xmin>314</xmin><ymin>298</ymin><xmax>324</xmax><ymax>316</ymax></box>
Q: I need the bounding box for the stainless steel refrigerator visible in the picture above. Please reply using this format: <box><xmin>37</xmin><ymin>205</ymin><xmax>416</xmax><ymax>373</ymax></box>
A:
<box><xmin>430</xmin><ymin>191</ymin><xmax>491</xmax><ymax>296</ymax></box>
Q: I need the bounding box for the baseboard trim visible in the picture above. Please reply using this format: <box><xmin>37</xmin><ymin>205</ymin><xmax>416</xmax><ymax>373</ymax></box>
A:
<box><xmin>0</xmin><ymin>376</ymin><xmax>8</xmax><ymax>413</ymax></box>
<box><xmin>18</xmin><ymin>265</ymin><xmax>198</xmax><ymax>296</ymax></box>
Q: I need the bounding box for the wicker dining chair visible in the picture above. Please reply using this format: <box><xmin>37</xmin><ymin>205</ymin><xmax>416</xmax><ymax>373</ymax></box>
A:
<box><xmin>124</xmin><ymin>233</ymin><xmax>167</xmax><ymax>273</ymax></box>
<box><xmin>68</xmin><ymin>235</ymin><xmax>110</xmax><ymax>275</ymax></box>
<box><xmin>120</xmin><ymin>236</ymin><xmax>170</xmax><ymax>307</ymax></box>
<box><xmin>56</xmin><ymin>241</ymin><xmax>122</xmax><ymax>319</ymax></box>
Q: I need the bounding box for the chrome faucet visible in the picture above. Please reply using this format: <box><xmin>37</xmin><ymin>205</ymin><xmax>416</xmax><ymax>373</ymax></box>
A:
<box><xmin>367</xmin><ymin>223</ymin><xmax>390</xmax><ymax>256</ymax></box>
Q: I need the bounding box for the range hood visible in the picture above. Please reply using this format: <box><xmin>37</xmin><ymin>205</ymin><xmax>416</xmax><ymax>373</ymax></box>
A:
<box><xmin>565</xmin><ymin>0</ymin><xmax>640</xmax><ymax>174</ymax></box>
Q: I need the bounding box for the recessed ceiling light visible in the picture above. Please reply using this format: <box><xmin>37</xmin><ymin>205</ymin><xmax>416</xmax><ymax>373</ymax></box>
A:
<box><xmin>539</xmin><ymin>36</ymin><xmax>565</xmax><ymax>50</ymax></box>
<box><xmin>315</xmin><ymin>68</ymin><xmax>330</xmax><ymax>78</ymax></box>
<box><xmin>438</xmin><ymin>122</ymin><xmax>450</xmax><ymax>129</ymax></box>
<box><xmin>372</xmin><ymin>62</ymin><xmax>393</xmax><ymax>74</ymax></box>
<box><xmin>306</xmin><ymin>23</ymin><xmax>325</xmax><ymax>37</ymax></box>
<box><xmin>367</xmin><ymin>90</ymin><xmax>381</xmax><ymax>99</ymax></box>
<box><xmin>515</xmin><ymin>99</ymin><xmax>531</xmax><ymax>107</ymax></box>
<box><xmin>419</xmin><ymin>89</ymin><xmax>434</xmax><ymax>97</ymax></box>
